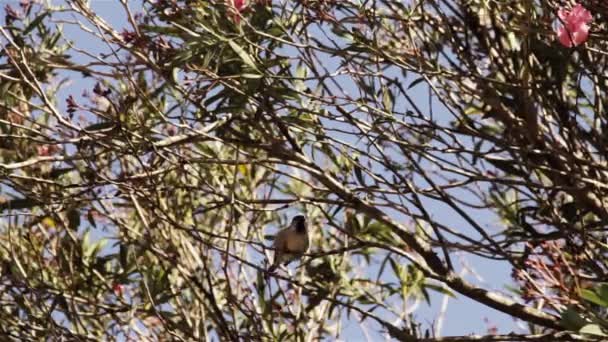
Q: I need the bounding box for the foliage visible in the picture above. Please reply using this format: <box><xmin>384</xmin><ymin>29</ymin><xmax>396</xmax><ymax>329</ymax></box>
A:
<box><xmin>1</xmin><ymin>0</ymin><xmax>608</xmax><ymax>340</ymax></box>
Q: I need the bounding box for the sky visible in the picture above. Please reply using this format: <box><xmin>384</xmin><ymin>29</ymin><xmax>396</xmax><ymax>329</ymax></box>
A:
<box><xmin>0</xmin><ymin>0</ymin><xmax>528</xmax><ymax>339</ymax></box>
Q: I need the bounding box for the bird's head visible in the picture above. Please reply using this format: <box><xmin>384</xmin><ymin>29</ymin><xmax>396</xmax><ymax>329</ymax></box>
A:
<box><xmin>292</xmin><ymin>215</ymin><xmax>307</xmax><ymax>233</ymax></box>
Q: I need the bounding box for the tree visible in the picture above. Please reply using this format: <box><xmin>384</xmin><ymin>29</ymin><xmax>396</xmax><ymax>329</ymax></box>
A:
<box><xmin>1</xmin><ymin>0</ymin><xmax>607</xmax><ymax>340</ymax></box>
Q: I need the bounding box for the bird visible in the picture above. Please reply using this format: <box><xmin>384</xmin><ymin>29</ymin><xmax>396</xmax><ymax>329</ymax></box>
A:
<box><xmin>268</xmin><ymin>215</ymin><xmax>309</xmax><ymax>273</ymax></box>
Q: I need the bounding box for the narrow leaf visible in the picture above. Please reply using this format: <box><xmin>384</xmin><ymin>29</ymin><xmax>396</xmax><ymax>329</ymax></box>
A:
<box><xmin>228</xmin><ymin>40</ymin><xmax>260</xmax><ymax>72</ymax></box>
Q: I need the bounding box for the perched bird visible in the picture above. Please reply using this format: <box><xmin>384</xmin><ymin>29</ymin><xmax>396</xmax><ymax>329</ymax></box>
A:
<box><xmin>268</xmin><ymin>215</ymin><xmax>309</xmax><ymax>273</ymax></box>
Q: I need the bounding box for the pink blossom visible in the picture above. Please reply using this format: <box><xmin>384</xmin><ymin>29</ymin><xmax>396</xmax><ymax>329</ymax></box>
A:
<box><xmin>37</xmin><ymin>144</ymin><xmax>60</xmax><ymax>156</ymax></box>
<box><xmin>556</xmin><ymin>4</ymin><xmax>592</xmax><ymax>47</ymax></box>
<box><xmin>37</xmin><ymin>145</ymin><xmax>51</xmax><ymax>156</ymax></box>
<box><xmin>228</xmin><ymin>0</ymin><xmax>247</xmax><ymax>23</ymax></box>
<box><xmin>113</xmin><ymin>283</ymin><xmax>124</xmax><ymax>297</ymax></box>
<box><xmin>233</xmin><ymin>0</ymin><xmax>246</xmax><ymax>11</ymax></box>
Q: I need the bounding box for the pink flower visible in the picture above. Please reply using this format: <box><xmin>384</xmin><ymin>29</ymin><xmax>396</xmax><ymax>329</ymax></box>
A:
<box><xmin>228</xmin><ymin>0</ymin><xmax>247</xmax><ymax>23</ymax></box>
<box><xmin>556</xmin><ymin>4</ymin><xmax>592</xmax><ymax>47</ymax></box>
<box><xmin>37</xmin><ymin>145</ymin><xmax>49</xmax><ymax>156</ymax></box>
<box><xmin>233</xmin><ymin>0</ymin><xmax>246</xmax><ymax>11</ymax></box>
<box><xmin>37</xmin><ymin>145</ymin><xmax>59</xmax><ymax>156</ymax></box>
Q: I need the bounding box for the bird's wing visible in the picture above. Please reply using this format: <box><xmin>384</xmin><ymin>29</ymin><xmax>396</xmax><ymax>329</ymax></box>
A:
<box><xmin>273</xmin><ymin>229</ymin><xmax>289</xmax><ymax>251</ymax></box>
<box><xmin>271</xmin><ymin>229</ymin><xmax>289</xmax><ymax>266</ymax></box>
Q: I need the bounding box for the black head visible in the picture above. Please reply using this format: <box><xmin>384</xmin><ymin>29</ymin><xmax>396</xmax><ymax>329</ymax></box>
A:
<box><xmin>292</xmin><ymin>215</ymin><xmax>307</xmax><ymax>233</ymax></box>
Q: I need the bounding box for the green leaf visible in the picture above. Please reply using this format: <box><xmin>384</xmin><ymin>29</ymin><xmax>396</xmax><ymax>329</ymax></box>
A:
<box><xmin>408</xmin><ymin>77</ymin><xmax>425</xmax><ymax>89</ymax></box>
<box><xmin>362</xmin><ymin>222</ymin><xmax>393</xmax><ymax>242</ymax></box>
<box><xmin>0</xmin><ymin>197</ymin><xmax>41</xmax><ymax>211</ymax></box>
<box><xmin>119</xmin><ymin>244</ymin><xmax>131</xmax><ymax>271</ymax></box>
<box><xmin>376</xmin><ymin>253</ymin><xmax>391</xmax><ymax>281</ymax></box>
<box><xmin>388</xmin><ymin>257</ymin><xmax>404</xmax><ymax>281</ymax></box>
<box><xmin>268</xmin><ymin>87</ymin><xmax>300</xmax><ymax>101</ymax></box>
<box><xmin>598</xmin><ymin>283</ymin><xmax>608</xmax><ymax>305</ymax></box>
<box><xmin>580</xmin><ymin>289</ymin><xmax>608</xmax><ymax>307</ymax></box>
<box><xmin>389</xmin><ymin>257</ymin><xmax>415</xmax><ymax>302</ymax></box>
<box><xmin>84</xmin><ymin>121</ymin><xmax>116</xmax><ymax>132</ymax></box>
<box><xmin>580</xmin><ymin>324</ymin><xmax>607</xmax><ymax>336</ymax></box>
<box><xmin>23</xmin><ymin>11</ymin><xmax>50</xmax><ymax>36</ymax></box>
<box><xmin>560</xmin><ymin>307</ymin><xmax>587</xmax><ymax>331</ymax></box>
<box><xmin>381</xmin><ymin>85</ymin><xmax>393</xmax><ymax>111</ymax></box>
<box><xmin>354</xmin><ymin>163</ymin><xmax>366</xmax><ymax>186</ymax></box>
<box><xmin>67</xmin><ymin>209</ymin><xmax>80</xmax><ymax>231</ymax></box>
<box><xmin>464</xmin><ymin>106</ymin><xmax>483</xmax><ymax>115</ymax></box>
<box><xmin>228</xmin><ymin>40</ymin><xmax>260</xmax><ymax>72</ymax></box>
<box><xmin>295</xmin><ymin>63</ymin><xmax>307</xmax><ymax>78</ymax></box>
<box><xmin>241</xmin><ymin>73</ymin><xmax>263</xmax><ymax>79</ymax></box>
<box><xmin>506</xmin><ymin>31</ymin><xmax>521</xmax><ymax>51</ymax></box>
<box><xmin>256</xmin><ymin>268</ymin><xmax>265</xmax><ymax>299</ymax></box>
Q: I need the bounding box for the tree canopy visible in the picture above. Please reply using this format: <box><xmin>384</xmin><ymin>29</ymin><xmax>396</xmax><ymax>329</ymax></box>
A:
<box><xmin>1</xmin><ymin>0</ymin><xmax>608</xmax><ymax>340</ymax></box>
